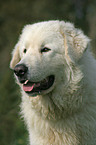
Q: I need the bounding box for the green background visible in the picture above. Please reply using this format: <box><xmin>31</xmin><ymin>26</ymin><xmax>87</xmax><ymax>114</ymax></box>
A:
<box><xmin>0</xmin><ymin>0</ymin><xmax>96</xmax><ymax>144</ymax></box>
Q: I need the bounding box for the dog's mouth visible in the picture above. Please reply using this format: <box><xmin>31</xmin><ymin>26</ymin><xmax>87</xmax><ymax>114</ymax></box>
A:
<box><xmin>23</xmin><ymin>75</ymin><xmax>55</xmax><ymax>95</ymax></box>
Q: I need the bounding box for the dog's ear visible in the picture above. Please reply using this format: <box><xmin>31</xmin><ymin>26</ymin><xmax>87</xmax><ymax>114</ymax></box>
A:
<box><xmin>70</xmin><ymin>28</ymin><xmax>90</xmax><ymax>62</ymax></box>
<box><xmin>10</xmin><ymin>43</ymin><xmax>20</xmax><ymax>69</ymax></box>
<box><xmin>60</xmin><ymin>22</ymin><xmax>90</xmax><ymax>63</ymax></box>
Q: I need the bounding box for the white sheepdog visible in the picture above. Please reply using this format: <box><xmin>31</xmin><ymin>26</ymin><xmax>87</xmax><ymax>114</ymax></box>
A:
<box><xmin>10</xmin><ymin>20</ymin><xmax>96</xmax><ymax>145</ymax></box>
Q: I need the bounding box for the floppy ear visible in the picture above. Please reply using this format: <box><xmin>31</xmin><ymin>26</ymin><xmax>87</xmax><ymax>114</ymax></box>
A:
<box><xmin>69</xmin><ymin>28</ymin><xmax>90</xmax><ymax>62</ymax></box>
<box><xmin>60</xmin><ymin>22</ymin><xmax>90</xmax><ymax>63</ymax></box>
<box><xmin>10</xmin><ymin>43</ymin><xmax>20</xmax><ymax>69</ymax></box>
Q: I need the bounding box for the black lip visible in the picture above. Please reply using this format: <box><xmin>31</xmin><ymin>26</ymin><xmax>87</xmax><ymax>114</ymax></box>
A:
<box><xmin>23</xmin><ymin>75</ymin><xmax>55</xmax><ymax>94</ymax></box>
<box><xmin>19</xmin><ymin>78</ymin><xmax>26</xmax><ymax>84</ymax></box>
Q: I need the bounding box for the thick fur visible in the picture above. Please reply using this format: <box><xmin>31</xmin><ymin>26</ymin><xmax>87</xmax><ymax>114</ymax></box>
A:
<box><xmin>10</xmin><ymin>20</ymin><xmax>96</xmax><ymax>145</ymax></box>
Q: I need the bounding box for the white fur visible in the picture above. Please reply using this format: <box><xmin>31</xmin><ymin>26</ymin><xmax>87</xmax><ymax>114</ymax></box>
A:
<box><xmin>10</xmin><ymin>20</ymin><xmax>96</xmax><ymax>145</ymax></box>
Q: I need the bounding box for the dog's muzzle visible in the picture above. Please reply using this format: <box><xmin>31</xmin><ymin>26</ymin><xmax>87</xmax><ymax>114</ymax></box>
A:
<box><xmin>14</xmin><ymin>64</ymin><xmax>55</xmax><ymax>96</ymax></box>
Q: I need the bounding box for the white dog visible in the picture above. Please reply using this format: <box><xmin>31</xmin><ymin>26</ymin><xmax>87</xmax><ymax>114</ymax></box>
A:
<box><xmin>10</xmin><ymin>20</ymin><xmax>96</xmax><ymax>145</ymax></box>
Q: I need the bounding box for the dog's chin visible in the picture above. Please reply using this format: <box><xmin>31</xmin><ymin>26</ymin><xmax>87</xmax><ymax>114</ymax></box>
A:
<box><xmin>21</xmin><ymin>75</ymin><xmax>55</xmax><ymax>97</ymax></box>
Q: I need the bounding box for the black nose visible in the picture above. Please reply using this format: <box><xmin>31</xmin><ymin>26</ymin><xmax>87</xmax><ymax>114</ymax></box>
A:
<box><xmin>14</xmin><ymin>64</ymin><xmax>28</xmax><ymax>78</ymax></box>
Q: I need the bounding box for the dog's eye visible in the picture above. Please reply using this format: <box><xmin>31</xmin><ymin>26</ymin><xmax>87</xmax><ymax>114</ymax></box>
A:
<box><xmin>41</xmin><ymin>47</ymin><xmax>51</xmax><ymax>53</ymax></box>
<box><xmin>23</xmin><ymin>49</ymin><xmax>27</xmax><ymax>53</ymax></box>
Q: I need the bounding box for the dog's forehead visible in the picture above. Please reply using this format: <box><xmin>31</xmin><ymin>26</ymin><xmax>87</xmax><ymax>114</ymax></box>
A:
<box><xmin>24</xmin><ymin>21</ymin><xmax>60</xmax><ymax>33</ymax></box>
<box><xmin>20</xmin><ymin>22</ymin><xmax>61</xmax><ymax>44</ymax></box>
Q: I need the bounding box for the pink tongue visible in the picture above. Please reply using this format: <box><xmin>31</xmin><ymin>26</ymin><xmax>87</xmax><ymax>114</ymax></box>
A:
<box><xmin>23</xmin><ymin>84</ymin><xmax>35</xmax><ymax>92</ymax></box>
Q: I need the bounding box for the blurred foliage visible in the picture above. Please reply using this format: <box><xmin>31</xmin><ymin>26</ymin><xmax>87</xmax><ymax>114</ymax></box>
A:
<box><xmin>0</xmin><ymin>0</ymin><xmax>96</xmax><ymax>145</ymax></box>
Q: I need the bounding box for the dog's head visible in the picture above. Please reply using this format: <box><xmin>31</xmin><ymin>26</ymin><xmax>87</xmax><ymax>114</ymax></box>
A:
<box><xmin>10</xmin><ymin>21</ymin><xmax>90</xmax><ymax>98</ymax></box>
